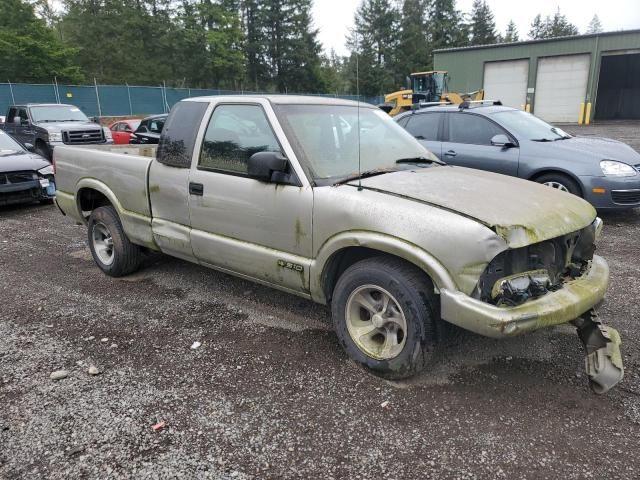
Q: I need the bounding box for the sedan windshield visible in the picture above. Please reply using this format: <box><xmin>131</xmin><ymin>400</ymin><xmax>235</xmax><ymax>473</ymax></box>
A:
<box><xmin>274</xmin><ymin>104</ymin><xmax>440</xmax><ymax>184</ymax></box>
<box><xmin>0</xmin><ymin>130</ymin><xmax>25</xmax><ymax>155</ymax></box>
<box><xmin>491</xmin><ymin>110</ymin><xmax>572</xmax><ymax>141</ymax></box>
<box><xmin>30</xmin><ymin>105</ymin><xmax>90</xmax><ymax>123</ymax></box>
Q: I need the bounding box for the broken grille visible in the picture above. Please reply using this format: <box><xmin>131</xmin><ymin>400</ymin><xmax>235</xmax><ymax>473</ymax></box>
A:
<box><xmin>0</xmin><ymin>171</ymin><xmax>37</xmax><ymax>185</ymax></box>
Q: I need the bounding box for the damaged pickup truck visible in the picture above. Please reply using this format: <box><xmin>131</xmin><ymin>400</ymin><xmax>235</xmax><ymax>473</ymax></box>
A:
<box><xmin>53</xmin><ymin>96</ymin><xmax>623</xmax><ymax>393</ymax></box>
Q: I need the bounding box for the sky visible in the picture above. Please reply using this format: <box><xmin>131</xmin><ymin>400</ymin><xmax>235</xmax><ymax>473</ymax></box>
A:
<box><xmin>312</xmin><ymin>0</ymin><xmax>640</xmax><ymax>56</ymax></box>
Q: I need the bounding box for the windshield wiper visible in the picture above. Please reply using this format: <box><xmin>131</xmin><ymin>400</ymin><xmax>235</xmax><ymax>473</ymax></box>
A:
<box><xmin>395</xmin><ymin>156</ymin><xmax>441</xmax><ymax>165</ymax></box>
<box><xmin>333</xmin><ymin>168</ymin><xmax>397</xmax><ymax>186</ymax></box>
<box><xmin>531</xmin><ymin>138</ymin><xmax>554</xmax><ymax>142</ymax></box>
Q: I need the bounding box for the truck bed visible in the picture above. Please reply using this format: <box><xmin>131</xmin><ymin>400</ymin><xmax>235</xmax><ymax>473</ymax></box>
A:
<box><xmin>54</xmin><ymin>144</ymin><xmax>157</xmax><ymax>230</ymax></box>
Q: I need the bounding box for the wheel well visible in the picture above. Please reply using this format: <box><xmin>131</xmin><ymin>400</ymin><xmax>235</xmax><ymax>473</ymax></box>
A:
<box><xmin>77</xmin><ymin>188</ymin><xmax>112</xmax><ymax>219</ymax></box>
<box><xmin>322</xmin><ymin>247</ymin><xmax>434</xmax><ymax>303</ymax></box>
<box><xmin>529</xmin><ymin>170</ymin><xmax>583</xmax><ymax>196</ymax></box>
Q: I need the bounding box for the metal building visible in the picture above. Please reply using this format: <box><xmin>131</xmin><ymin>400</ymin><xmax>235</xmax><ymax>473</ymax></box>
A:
<box><xmin>433</xmin><ymin>30</ymin><xmax>640</xmax><ymax>123</ymax></box>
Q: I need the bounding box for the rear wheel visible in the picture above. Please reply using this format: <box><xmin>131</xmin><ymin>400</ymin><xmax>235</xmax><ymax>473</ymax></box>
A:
<box><xmin>331</xmin><ymin>257</ymin><xmax>438</xmax><ymax>379</ymax></box>
<box><xmin>88</xmin><ymin>206</ymin><xmax>141</xmax><ymax>277</ymax></box>
<box><xmin>535</xmin><ymin>173</ymin><xmax>581</xmax><ymax>197</ymax></box>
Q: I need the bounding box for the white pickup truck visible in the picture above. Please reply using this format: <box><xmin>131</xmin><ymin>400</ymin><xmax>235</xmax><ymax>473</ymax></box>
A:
<box><xmin>54</xmin><ymin>95</ymin><xmax>623</xmax><ymax>392</ymax></box>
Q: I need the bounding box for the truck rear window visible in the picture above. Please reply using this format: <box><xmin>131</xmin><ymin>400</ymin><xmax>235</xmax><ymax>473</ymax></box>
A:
<box><xmin>157</xmin><ymin>101</ymin><xmax>208</xmax><ymax>168</ymax></box>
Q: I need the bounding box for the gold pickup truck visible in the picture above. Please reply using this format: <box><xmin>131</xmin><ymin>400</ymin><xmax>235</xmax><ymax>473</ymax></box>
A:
<box><xmin>53</xmin><ymin>95</ymin><xmax>623</xmax><ymax>393</ymax></box>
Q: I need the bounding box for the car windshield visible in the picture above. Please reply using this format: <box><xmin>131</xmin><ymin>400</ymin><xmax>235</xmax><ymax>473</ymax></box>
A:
<box><xmin>0</xmin><ymin>130</ymin><xmax>25</xmax><ymax>155</ymax></box>
<box><xmin>30</xmin><ymin>105</ymin><xmax>89</xmax><ymax>123</ymax></box>
<box><xmin>492</xmin><ymin>110</ymin><xmax>572</xmax><ymax>141</ymax></box>
<box><xmin>274</xmin><ymin>104</ymin><xmax>439</xmax><ymax>184</ymax></box>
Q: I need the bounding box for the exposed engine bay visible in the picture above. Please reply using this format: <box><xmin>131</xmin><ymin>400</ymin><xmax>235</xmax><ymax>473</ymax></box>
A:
<box><xmin>473</xmin><ymin>221</ymin><xmax>598</xmax><ymax>307</ymax></box>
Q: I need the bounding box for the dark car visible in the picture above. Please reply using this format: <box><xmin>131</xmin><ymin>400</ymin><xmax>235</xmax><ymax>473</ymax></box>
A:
<box><xmin>130</xmin><ymin>114</ymin><xmax>167</xmax><ymax>144</ymax></box>
<box><xmin>1</xmin><ymin>104</ymin><xmax>112</xmax><ymax>161</ymax></box>
<box><xmin>395</xmin><ymin>104</ymin><xmax>640</xmax><ymax>210</ymax></box>
<box><xmin>0</xmin><ymin>129</ymin><xmax>56</xmax><ymax>206</ymax></box>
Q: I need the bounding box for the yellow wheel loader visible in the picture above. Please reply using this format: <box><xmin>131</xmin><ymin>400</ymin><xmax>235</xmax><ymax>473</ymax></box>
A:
<box><xmin>380</xmin><ymin>71</ymin><xmax>484</xmax><ymax>117</ymax></box>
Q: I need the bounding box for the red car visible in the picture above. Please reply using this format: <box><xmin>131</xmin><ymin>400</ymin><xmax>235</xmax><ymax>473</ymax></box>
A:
<box><xmin>109</xmin><ymin>119</ymin><xmax>141</xmax><ymax>145</ymax></box>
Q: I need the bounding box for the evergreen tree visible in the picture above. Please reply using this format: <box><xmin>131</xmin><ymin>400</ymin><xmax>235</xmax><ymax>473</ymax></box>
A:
<box><xmin>528</xmin><ymin>14</ymin><xmax>545</xmax><ymax>40</ymax></box>
<box><xmin>528</xmin><ymin>9</ymin><xmax>579</xmax><ymax>40</ymax></box>
<box><xmin>504</xmin><ymin>20</ymin><xmax>519</xmax><ymax>42</ymax></box>
<box><xmin>0</xmin><ymin>0</ymin><xmax>82</xmax><ymax>82</ymax></box>
<box><xmin>586</xmin><ymin>14</ymin><xmax>603</xmax><ymax>34</ymax></box>
<box><xmin>469</xmin><ymin>0</ymin><xmax>498</xmax><ymax>45</ymax></box>
<box><xmin>428</xmin><ymin>0</ymin><xmax>468</xmax><ymax>50</ymax></box>
<box><xmin>397</xmin><ymin>0</ymin><xmax>431</xmax><ymax>76</ymax></box>
<box><xmin>546</xmin><ymin>8</ymin><xmax>579</xmax><ymax>37</ymax></box>
<box><xmin>347</xmin><ymin>0</ymin><xmax>400</xmax><ymax>96</ymax></box>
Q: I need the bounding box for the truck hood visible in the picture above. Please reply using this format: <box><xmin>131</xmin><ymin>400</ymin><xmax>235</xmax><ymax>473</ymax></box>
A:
<box><xmin>37</xmin><ymin>121</ymin><xmax>102</xmax><ymax>132</ymax></box>
<box><xmin>533</xmin><ymin>136</ymin><xmax>640</xmax><ymax>165</ymax></box>
<box><xmin>0</xmin><ymin>151</ymin><xmax>50</xmax><ymax>172</ymax></box>
<box><xmin>349</xmin><ymin>166</ymin><xmax>596</xmax><ymax>248</ymax></box>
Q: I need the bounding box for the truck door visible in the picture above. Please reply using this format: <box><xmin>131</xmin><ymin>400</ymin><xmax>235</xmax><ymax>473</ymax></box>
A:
<box><xmin>147</xmin><ymin>101</ymin><xmax>209</xmax><ymax>262</ymax></box>
<box><xmin>13</xmin><ymin>108</ymin><xmax>32</xmax><ymax>145</ymax></box>
<box><xmin>187</xmin><ymin>102</ymin><xmax>313</xmax><ymax>294</ymax></box>
<box><xmin>4</xmin><ymin>107</ymin><xmax>17</xmax><ymax>137</ymax></box>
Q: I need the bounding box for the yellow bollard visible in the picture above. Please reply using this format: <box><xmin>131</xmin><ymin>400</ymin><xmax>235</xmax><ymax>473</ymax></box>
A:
<box><xmin>579</xmin><ymin>103</ymin><xmax>585</xmax><ymax>125</ymax></box>
<box><xmin>521</xmin><ymin>104</ymin><xmax>525</xmax><ymax>111</ymax></box>
<box><xmin>585</xmin><ymin>103</ymin><xmax>592</xmax><ymax>125</ymax></box>
<box><xmin>525</xmin><ymin>104</ymin><xmax>531</xmax><ymax>113</ymax></box>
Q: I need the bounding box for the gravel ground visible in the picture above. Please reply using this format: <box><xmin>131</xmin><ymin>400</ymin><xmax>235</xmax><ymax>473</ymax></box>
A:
<box><xmin>1</xmin><ymin>125</ymin><xmax>640</xmax><ymax>479</ymax></box>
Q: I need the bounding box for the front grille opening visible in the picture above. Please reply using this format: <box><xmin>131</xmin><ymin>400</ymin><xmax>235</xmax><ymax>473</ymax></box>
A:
<box><xmin>472</xmin><ymin>223</ymin><xmax>597</xmax><ymax>306</ymax></box>
<box><xmin>612</xmin><ymin>190</ymin><xmax>640</xmax><ymax>205</ymax></box>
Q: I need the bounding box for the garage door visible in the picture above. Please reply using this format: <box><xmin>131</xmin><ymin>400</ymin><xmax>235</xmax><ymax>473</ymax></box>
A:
<box><xmin>534</xmin><ymin>54</ymin><xmax>590</xmax><ymax>123</ymax></box>
<box><xmin>483</xmin><ymin>60</ymin><xmax>529</xmax><ymax>108</ymax></box>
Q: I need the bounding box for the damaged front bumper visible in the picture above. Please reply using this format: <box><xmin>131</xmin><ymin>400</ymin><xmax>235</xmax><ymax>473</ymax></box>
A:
<box><xmin>440</xmin><ymin>255</ymin><xmax>609</xmax><ymax>338</ymax></box>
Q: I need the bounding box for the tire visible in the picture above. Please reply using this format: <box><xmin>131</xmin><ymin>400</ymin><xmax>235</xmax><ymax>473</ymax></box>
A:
<box><xmin>87</xmin><ymin>206</ymin><xmax>142</xmax><ymax>277</ymax></box>
<box><xmin>34</xmin><ymin>143</ymin><xmax>51</xmax><ymax>161</ymax></box>
<box><xmin>331</xmin><ymin>256</ymin><xmax>438</xmax><ymax>379</ymax></box>
<box><xmin>535</xmin><ymin>173</ymin><xmax>582</xmax><ymax>197</ymax></box>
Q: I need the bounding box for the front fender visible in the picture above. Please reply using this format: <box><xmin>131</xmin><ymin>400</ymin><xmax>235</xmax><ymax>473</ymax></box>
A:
<box><xmin>309</xmin><ymin>230</ymin><xmax>457</xmax><ymax>304</ymax></box>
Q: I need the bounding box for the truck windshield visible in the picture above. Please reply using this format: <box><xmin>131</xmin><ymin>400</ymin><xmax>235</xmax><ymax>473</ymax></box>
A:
<box><xmin>274</xmin><ymin>104</ymin><xmax>439</xmax><ymax>185</ymax></box>
<box><xmin>0</xmin><ymin>130</ymin><xmax>24</xmax><ymax>155</ymax></box>
<box><xmin>29</xmin><ymin>105</ymin><xmax>90</xmax><ymax>123</ymax></box>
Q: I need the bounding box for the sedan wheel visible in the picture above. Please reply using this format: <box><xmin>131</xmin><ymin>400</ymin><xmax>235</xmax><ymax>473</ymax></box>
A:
<box><xmin>543</xmin><ymin>180</ymin><xmax>570</xmax><ymax>192</ymax></box>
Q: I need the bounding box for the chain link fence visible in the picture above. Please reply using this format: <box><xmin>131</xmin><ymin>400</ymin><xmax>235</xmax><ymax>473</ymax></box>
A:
<box><xmin>0</xmin><ymin>82</ymin><xmax>384</xmax><ymax>118</ymax></box>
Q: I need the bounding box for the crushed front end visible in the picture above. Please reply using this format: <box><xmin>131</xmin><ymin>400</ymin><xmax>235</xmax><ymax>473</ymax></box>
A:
<box><xmin>0</xmin><ymin>170</ymin><xmax>56</xmax><ymax>206</ymax></box>
<box><xmin>440</xmin><ymin>218</ymin><xmax>623</xmax><ymax>393</ymax></box>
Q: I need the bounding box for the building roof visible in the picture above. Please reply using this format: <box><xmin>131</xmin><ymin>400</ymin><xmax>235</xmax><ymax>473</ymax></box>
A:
<box><xmin>434</xmin><ymin>29</ymin><xmax>640</xmax><ymax>54</ymax></box>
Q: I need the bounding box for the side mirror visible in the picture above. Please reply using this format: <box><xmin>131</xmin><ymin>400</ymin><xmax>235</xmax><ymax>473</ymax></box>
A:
<box><xmin>24</xmin><ymin>143</ymin><xmax>35</xmax><ymax>152</ymax></box>
<box><xmin>491</xmin><ymin>134</ymin><xmax>515</xmax><ymax>148</ymax></box>
<box><xmin>247</xmin><ymin>151</ymin><xmax>289</xmax><ymax>183</ymax></box>
<box><xmin>13</xmin><ymin>116</ymin><xmax>21</xmax><ymax>125</ymax></box>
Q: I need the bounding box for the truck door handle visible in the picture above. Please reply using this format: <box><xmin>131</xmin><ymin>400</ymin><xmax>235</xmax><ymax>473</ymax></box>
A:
<box><xmin>444</xmin><ymin>150</ymin><xmax>457</xmax><ymax>157</ymax></box>
<box><xmin>189</xmin><ymin>182</ymin><xmax>204</xmax><ymax>196</ymax></box>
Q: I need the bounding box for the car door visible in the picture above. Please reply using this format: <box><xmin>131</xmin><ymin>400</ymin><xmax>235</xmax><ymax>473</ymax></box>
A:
<box><xmin>188</xmin><ymin>102</ymin><xmax>313</xmax><ymax>295</ymax></box>
<box><xmin>401</xmin><ymin>112</ymin><xmax>443</xmax><ymax>159</ymax></box>
<box><xmin>110</xmin><ymin>123</ymin><xmax>126</xmax><ymax>144</ymax></box>
<box><xmin>442</xmin><ymin>112</ymin><xmax>519</xmax><ymax>176</ymax></box>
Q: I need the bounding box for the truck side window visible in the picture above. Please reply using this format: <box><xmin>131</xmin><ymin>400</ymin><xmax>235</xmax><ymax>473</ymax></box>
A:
<box><xmin>156</xmin><ymin>101</ymin><xmax>208</xmax><ymax>168</ymax></box>
<box><xmin>17</xmin><ymin>108</ymin><xmax>29</xmax><ymax>124</ymax></box>
<box><xmin>198</xmin><ymin>104</ymin><xmax>281</xmax><ymax>175</ymax></box>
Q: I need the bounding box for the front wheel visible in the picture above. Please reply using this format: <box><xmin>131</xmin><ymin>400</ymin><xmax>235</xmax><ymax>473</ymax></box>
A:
<box><xmin>535</xmin><ymin>173</ymin><xmax>582</xmax><ymax>197</ymax></box>
<box><xmin>331</xmin><ymin>257</ymin><xmax>438</xmax><ymax>379</ymax></box>
<box><xmin>88</xmin><ymin>206</ymin><xmax>142</xmax><ymax>277</ymax></box>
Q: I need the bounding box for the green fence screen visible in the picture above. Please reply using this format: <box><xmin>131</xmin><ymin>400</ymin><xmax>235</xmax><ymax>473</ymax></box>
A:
<box><xmin>0</xmin><ymin>82</ymin><xmax>384</xmax><ymax>118</ymax></box>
